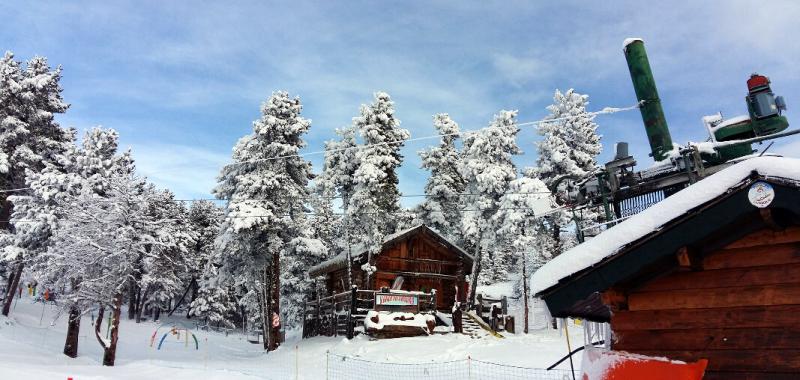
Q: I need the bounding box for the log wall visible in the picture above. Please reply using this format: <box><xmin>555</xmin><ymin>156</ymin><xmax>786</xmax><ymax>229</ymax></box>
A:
<box><xmin>609</xmin><ymin>226</ymin><xmax>800</xmax><ymax>379</ymax></box>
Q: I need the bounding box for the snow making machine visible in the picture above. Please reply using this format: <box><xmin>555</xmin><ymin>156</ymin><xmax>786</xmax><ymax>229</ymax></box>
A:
<box><xmin>557</xmin><ymin>38</ymin><xmax>799</xmax><ymax>222</ymax></box>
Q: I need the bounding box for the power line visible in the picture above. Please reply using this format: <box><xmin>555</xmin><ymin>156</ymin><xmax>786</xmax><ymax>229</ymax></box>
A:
<box><xmin>211</xmin><ymin>102</ymin><xmax>641</xmax><ymax>170</ymax></box>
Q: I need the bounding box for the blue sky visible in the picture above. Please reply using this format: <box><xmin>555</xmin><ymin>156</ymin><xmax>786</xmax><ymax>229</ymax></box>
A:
<box><xmin>2</xmin><ymin>1</ymin><xmax>799</xmax><ymax>204</ymax></box>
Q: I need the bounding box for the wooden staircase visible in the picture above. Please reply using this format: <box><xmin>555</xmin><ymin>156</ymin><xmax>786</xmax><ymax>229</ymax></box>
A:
<box><xmin>461</xmin><ymin>311</ymin><xmax>504</xmax><ymax>339</ymax></box>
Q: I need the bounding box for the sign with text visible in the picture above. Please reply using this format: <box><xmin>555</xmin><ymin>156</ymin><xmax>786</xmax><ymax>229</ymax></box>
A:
<box><xmin>374</xmin><ymin>293</ymin><xmax>419</xmax><ymax>313</ymax></box>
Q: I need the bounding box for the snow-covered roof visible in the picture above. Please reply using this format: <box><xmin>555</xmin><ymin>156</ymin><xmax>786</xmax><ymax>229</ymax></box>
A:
<box><xmin>711</xmin><ymin>114</ymin><xmax>750</xmax><ymax>132</ymax></box>
<box><xmin>308</xmin><ymin>224</ymin><xmax>471</xmax><ymax>276</ymax></box>
<box><xmin>532</xmin><ymin>156</ymin><xmax>800</xmax><ymax>294</ymax></box>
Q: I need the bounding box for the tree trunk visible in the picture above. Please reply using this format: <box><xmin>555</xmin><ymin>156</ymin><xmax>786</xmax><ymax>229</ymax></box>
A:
<box><xmin>169</xmin><ymin>277</ymin><xmax>196</xmax><ymax>317</ymax></box>
<box><xmin>102</xmin><ymin>293</ymin><xmax>123</xmax><ymax>366</ymax></box>
<box><xmin>94</xmin><ymin>305</ymin><xmax>106</xmax><ymax>348</ymax></box>
<box><xmin>127</xmin><ymin>281</ymin><xmax>137</xmax><ymax>320</ymax></box>
<box><xmin>267</xmin><ymin>250</ymin><xmax>281</xmax><ymax>351</ymax></box>
<box><xmin>2</xmin><ymin>261</ymin><xmax>24</xmax><ymax>316</ymax></box>
<box><xmin>468</xmin><ymin>247</ymin><xmax>482</xmax><ymax>307</ymax></box>
<box><xmin>153</xmin><ymin>307</ymin><xmax>161</xmax><ymax>322</ymax></box>
<box><xmin>259</xmin><ymin>270</ymin><xmax>268</xmax><ymax>351</ymax></box>
<box><xmin>135</xmin><ymin>287</ymin><xmax>148</xmax><ymax>323</ymax></box>
<box><xmin>63</xmin><ymin>304</ymin><xmax>81</xmax><ymax>358</ymax></box>
<box><xmin>522</xmin><ymin>250</ymin><xmax>529</xmax><ymax>334</ymax></box>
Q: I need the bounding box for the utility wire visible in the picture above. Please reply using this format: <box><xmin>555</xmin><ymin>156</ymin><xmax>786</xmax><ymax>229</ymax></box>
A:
<box><xmin>211</xmin><ymin>102</ymin><xmax>641</xmax><ymax>170</ymax></box>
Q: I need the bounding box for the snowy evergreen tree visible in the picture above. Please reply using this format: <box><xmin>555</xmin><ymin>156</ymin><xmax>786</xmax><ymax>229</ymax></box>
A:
<box><xmin>318</xmin><ymin>126</ymin><xmax>358</xmax><ymax>211</ymax></box>
<box><xmin>308</xmin><ymin>184</ymin><xmax>338</xmax><ymax>252</ymax></box>
<box><xmin>9</xmin><ymin>127</ymin><xmax>126</xmax><ymax>356</ymax></box>
<box><xmin>458</xmin><ymin>110</ymin><xmax>520</xmax><ymax>294</ymax></box>
<box><xmin>214</xmin><ymin>91</ymin><xmax>315</xmax><ymax>350</ymax></box>
<box><xmin>281</xmin><ymin>222</ymin><xmax>328</xmax><ymax>327</ymax></box>
<box><xmin>348</xmin><ymin>92</ymin><xmax>410</xmax><ymax>270</ymax></box>
<box><xmin>531</xmin><ymin>89</ymin><xmax>603</xmax><ymax>257</ymax></box>
<box><xmin>0</xmin><ymin>52</ymin><xmax>73</xmax><ymax>316</ymax></box>
<box><xmin>416</xmin><ymin>113</ymin><xmax>465</xmax><ymax>242</ymax></box>
<box><xmin>533</xmin><ymin>89</ymin><xmax>601</xmax><ymax>187</ymax></box>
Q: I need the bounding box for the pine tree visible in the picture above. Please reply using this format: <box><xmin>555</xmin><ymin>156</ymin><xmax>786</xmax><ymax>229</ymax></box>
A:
<box><xmin>318</xmin><ymin>126</ymin><xmax>358</xmax><ymax>210</ymax></box>
<box><xmin>0</xmin><ymin>52</ymin><xmax>72</xmax><ymax>316</ymax></box>
<box><xmin>214</xmin><ymin>91</ymin><xmax>314</xmax><ymax>350</ymax></box>
<box><xmin>493</xmin><ymin>175</ymin><xmax>553</xmax><ymax>332</ymax></box>
<box><xmin>459</xmin><ymin>110</ymin><xmax>520</xmax><ymax>297</ymax></box>
<box><xmin>10</xmin><ymin>127</ymin><xmax>126</xmax><ymax>357</ymax></box>
<box><xmin>532</xmin><ymin>89</ymin><xmax>603</xmax><ymax>256</ymax></box>
<box><xmin>348</xmin><ymin>92</ymin><xmax>409</xmax><ymax>272</ymax></box>
<box><xmin>416</xmin><ymin>113</ymin><xmax>465</xmax><ymax>242</ymax></box>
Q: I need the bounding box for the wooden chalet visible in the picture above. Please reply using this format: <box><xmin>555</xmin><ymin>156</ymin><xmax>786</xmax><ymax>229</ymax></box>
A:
<box><xmin>532</xmin><ymin>157</ymin><xmax>800</xmax><ymax>379</ymax></box>
<box><xmin>308</xmin><ymin>224</ymin><xmax>473</xmax><ymax>310</ymax></box>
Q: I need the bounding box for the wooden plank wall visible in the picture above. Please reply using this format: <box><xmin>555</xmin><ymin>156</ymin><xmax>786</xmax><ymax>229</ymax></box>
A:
<box><xmin>322</xmin><ymin>231</ymin><xmax>467</xmax><ymax>310</ymax></box>
<box><xmin>610</xmin><ymin>226</ymin><xmax>800</xmax><ymax>379</ymax></box>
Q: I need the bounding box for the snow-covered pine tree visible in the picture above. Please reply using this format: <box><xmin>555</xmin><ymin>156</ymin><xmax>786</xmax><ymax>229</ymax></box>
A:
<box><xmin>493</xmin><ymin>175</ymin><xmax>553</xmax><ymax>333</ymax></box>
<box><xmin>10</xmin><ymin>127</ymin><xmax>126</xmax><ymax>357</ymax></box>
<box><xmin>214</xmin><ymin>91</ymin><xmax>315</xmax><ymax>351</ymax></box>
<box><xmin>318</xmin><ymin>126</ymin><xmax>358</xmax><ymax>211</ymax></box>
<box><xmin>136</xmin><ymin>188</ymin><xmax>197</xmax><ymax>323</ymax></box>
<box><xmin>348</xmin><ymin>92</ymin><xmax>409</xmax><ymax>275</ymax></box>
<box><xmin>308</xmin><ymin>184</ymin><xmax>338</xmax><ymax>253</ymax></box>
<box><xmin>280</xmin><ymin>220</ymin><xmax>328</xmax><ymax>327</ymax></box>
<box><xmin>532</xmin><ymin>89</ymin><xmax>603</xmax><ymax>256</ymax></box>
<box><xmin>179</xmin><ymin>200</ymin><xmax>223</xmax><ymax>318</ymax></box>
<box><xmin>416</xmin><ymin>113</ymin><xmax>465</xmax><ymax>243</ymax></box>
<box><xmin>459</xmin><ymin>110</ymin><xmax>520</xmax><ymax>298</ymax></box>
<box><xmin>0</xmin><ymin>52</ymin><xmax>72</xmax><ymax>316</ymax></box>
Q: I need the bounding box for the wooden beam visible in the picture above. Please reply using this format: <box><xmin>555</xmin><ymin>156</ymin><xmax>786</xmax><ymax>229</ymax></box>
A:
<box><xmin>760</xmin><ymin>208</ymin><xmax>784</xmax><ymax>231</ymax></box>
<box><xmin>725</xmin><ymin>226</ymin><xmax>800</xmax><ymax>249</ymax></box>
<box><xmin>377</xmin><ymin>270</ymin><xmax>459</xmax><ymax>281</ymax></box>
<box><xmin>600</xmin><ymin>288</ymin><xmax>628</xmax><ymax>312</ymax></box>
<box><xmin>628</xmin><ymin>283</ymin><xmax>800</xmax><ymax>311</ymax></box>
<box><xmin>613</xmin><ymin>327</ymin><xmax>800</xmax><ymax>351</ymax></box>
<box><xmin>676</xmin><ymin>247</ymin><xmax>692</xmax><ymax>269</ymax></box>
<box><xmin>635</xmin><ymin>263</ymin><xmax>800</xmax><ymax>292</ymax></box>
<box><xmin>613</xmin><ymin>305</ymin><xmax>800</xmax><ymax>330</ymax></box>
<box><xmin>703</xmin><ymin>243</ymin><xmax>800</xmax><ymax>270</ymax></box>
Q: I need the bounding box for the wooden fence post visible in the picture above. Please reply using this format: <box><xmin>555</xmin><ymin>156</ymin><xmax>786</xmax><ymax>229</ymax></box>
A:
<box><xmin>476</xmin><ymin>294</ymin><xmax>483</xmax><ymax>315</ymax></box>
<box><xmin>453</xmin><ymin>306</ymin><xmax>463</xmax><ymax>333</ymax></box>
<box><xmin>501</xmin><ymin>296</ymin><xmax>508</xmax><ymax>315</ymax></box>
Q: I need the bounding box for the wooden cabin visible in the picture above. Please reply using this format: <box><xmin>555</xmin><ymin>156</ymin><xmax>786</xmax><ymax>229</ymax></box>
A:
<box><xmin>533</xmin><ymin>157</ymin><xmax>800</xmax><ymax>379</ymax></box>
<box><xmin>309</xmin><ymin>224</ymin><xmax>473</xmax><ymax>310</ymax></box>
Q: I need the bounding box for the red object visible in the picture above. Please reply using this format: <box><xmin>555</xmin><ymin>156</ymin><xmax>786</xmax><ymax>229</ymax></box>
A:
<box><xmin>747</xmin><ymin>74</ymin><xmax>770</xmax><ymax>92</ymax></box>
<box><xmin>581</xmin><ymin>347</ymin><xmax>708</xmax><ymax>380</ymax></box>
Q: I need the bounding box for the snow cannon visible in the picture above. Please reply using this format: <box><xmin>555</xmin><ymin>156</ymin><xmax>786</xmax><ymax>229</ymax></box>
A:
<box><xmin>706</xmin><ymin>73</ymin><xmax>790</xmax><ymax>163</ymax></box>
<box><xmin>623</xmin><ymin>38</ymin><xmax>674</xmax><ymax>162</ymax></box>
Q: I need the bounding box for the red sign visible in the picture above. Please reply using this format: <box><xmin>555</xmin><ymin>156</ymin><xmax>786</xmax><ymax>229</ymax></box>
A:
<box><xmin>271</xmin><ymin>312</ymin><xmax>280</xmax><ymax>328</ymax></box>
<box><xmin>375</xmin><ymin>293</ymin><xmax>419</xmax><ymax>313</ymax></box>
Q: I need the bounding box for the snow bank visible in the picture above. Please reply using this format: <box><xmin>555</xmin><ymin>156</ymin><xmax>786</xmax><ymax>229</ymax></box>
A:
<box><xmin>364</xmin><ymin>310</ymin><xmax>435</xmax><ymax>331</ymax></box>
<box><xmin>532</xmin><ymin>156</ymin><xmax>800</xmax><ymax>294</ymax></box>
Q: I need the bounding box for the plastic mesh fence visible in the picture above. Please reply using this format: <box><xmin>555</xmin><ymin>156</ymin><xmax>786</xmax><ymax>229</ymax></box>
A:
<box><xmin>326</xmin><ymin>353</ymin><xmax>577</xmax><ymax>380</ymax></box>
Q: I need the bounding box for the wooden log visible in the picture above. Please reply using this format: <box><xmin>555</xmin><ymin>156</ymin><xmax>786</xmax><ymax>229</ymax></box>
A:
<box><xmin>635</xmin><ymin>263</ymin><xmax>800</xmax><ymax>292</ymax></box>
<box><xmin>628</xmin><ymin>283</ymin><xmax>800</xmax><ymax>311</ymax></box>
<box><xmin>703</xmin><ymin>243</ymin><xmax>800</xmax><ymax>270</ymax></box>
<box><xmin>613</xmin><ymin>327</ymin><xmax>800</xmax><ymax>351</ymax></box>
<box><xmin>612</xmin><ymin>305</ymin><xmax>800</xmax><ymax>330</ymax></box>
<box><xmin>631</xmin><ymin>349</ymin><xmax>800</xmax><ymax>373</ymax></box>
<box><xmin>365</xmin><ymin>324</ymin><xmax>429</xmax><ymax>339</ymax></box>
<box><xmin>724</xmin><ymin>226</ymin><xmax>800</xmax><ymax>249</ymax></box>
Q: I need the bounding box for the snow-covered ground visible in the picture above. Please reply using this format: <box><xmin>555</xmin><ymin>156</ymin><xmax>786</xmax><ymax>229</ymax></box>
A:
<box><xmin>0</xmin><ymin>293</ymin><xmax>583</xmax><ymax>379</ymax></box>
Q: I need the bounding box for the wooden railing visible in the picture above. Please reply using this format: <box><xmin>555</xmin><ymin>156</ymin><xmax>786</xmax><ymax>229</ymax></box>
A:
<box><xmin>474</xmin><ymin>293</ymin><xmax>514</xmax><ymax>333</ymax></box>
<box><xmin>302</xmin><ymin>288</ymin><xmax>437</xmax><ymax>339</ymax></box>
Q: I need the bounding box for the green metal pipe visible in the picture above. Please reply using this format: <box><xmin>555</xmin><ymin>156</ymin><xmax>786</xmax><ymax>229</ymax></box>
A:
<box><xmin>624</xmin><ymin>39</ymin><xmax>674</xmax><ymax>162</ymax></box>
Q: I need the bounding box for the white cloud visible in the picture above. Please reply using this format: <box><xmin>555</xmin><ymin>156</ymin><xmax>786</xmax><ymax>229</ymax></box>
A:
<box><xmin>130</xmin><ymin>143</ymin><xmax>230</xmax><ymax>199</ymax></box>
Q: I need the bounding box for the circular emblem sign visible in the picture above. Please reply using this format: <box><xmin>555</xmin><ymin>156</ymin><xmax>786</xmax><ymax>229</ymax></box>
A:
<box><xmin>748</xmin><ymin>181</ymin><xmax>775</xmax><ymax>208</ymax></box>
